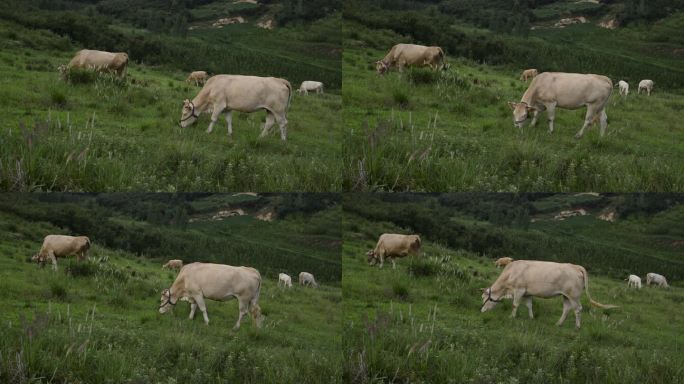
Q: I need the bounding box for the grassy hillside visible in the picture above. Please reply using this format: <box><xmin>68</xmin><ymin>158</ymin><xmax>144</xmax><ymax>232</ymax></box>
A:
<box><xmin>0</xmin><ymin>194</ymin><xmax>342</xmax><ymax>383</ymax></box>
<box><xmin>0</xmin><ymin>1</ymin><xmax>342</xmax><ymax>191</ymax></box>
<box><xmin>342</xmin><ymin>194</ymin><xmax>684</xmax><ymax>383</ymax></box>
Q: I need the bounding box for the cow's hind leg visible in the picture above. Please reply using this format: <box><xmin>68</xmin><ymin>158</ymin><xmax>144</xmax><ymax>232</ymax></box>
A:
<box><xmin>274</xmin><ymin>113</ymin><xmax>288</xmax><ymax>141</ymax></box>
<box><xmin>575</xmin><ymin>105</ymin><xmax>599</xmax><ymax>139</ymax></box>
<box><xmin>234</xmin><ymin>299</ymin><xmax>249</xmax><ymax>330</ymax></box>
<box><xmin>572</xmin><ymin>299</ymin><xmax>583</xmax><ymax>329</ymax></box>
<box><xmin>260</xmin><ymin>112</ymin><xmax>275</xmax><ymax>138</ymax></box>
<box><xmin>557</xmin><ymin>296</ymin><xmax>571</xmax><ymax>326</ymax></box>
<box><xmin>599</xmin><ymin>108</ymin><xmax>608</xmax><ymax>137</ymax></box>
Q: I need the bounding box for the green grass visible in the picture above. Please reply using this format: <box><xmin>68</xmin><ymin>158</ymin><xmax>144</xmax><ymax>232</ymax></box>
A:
<box><xmin>342</xmin><ymin>47</ymin><xmax>684</xmax><ymax>191</ymax></box>
<box><xmin>342</xmin><ymin>207</ymin><xmax>684</xmax><ymax>383</ymax></box>
<box><xmin>0</xmin><ymin>197</ymin><xmax>341</xmax><ymax>383</ymax></box>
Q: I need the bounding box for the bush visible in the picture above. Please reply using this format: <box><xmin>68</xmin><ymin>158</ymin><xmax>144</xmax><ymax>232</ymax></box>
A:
<box><xmin>405</xmin><ymin>67</ymin><xmax>441</xmax><ymax>85</ymax></box>
<box><xmin>49</xmin><ymin>281</ymin><xmax>67</xmax><ymax>300</ymax></box>
<box><xmin>66</xmin><ymin>260</ymin><xmax>98</xmax><ymax>277</ymax></box>
<box><xmin>64</xmin><ymin>68</ymin><xmax>98</xmax><ymax>84</ymax></box>
<box><xmin>392</xmin><ymin>88</ymin><xmax>409</xmax><ymax>107</ymax></box>
<box><xmin>392</xmin><ymin>282</ymin><xmax>409</xmax><ymax>299</ymax></box>
<box><xmin>408</xmin><ymin>258</ymin><xmax>439</xmax><ymax>277</ymax></box>
<box><xmin>49</xmin><ymin>89</ymin><xmax>67</xmax><ymax>108</ymax></box>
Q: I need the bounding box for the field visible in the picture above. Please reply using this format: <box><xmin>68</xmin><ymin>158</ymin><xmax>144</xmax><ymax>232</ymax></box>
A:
<box><xmin>342</xmin><ymin>9</ymin><xmax>684</xmax><ymax>192</ymax></box>
<box><xmin>342</xmin><ymin>194</ymin><xmax>684</xmax><ymax>383</ymax></box>
<box><xmin>0</xmin><ymin>3</ymin><xmax>342</xmax><ymax>192</ymax></box>
<box><xmin>0</xmin><ymin>194</ymin><xmax>342</xmax><ymax>383</ymax></box>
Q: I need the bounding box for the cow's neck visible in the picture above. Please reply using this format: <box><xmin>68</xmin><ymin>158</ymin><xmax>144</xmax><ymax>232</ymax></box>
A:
<box><xmin>520</xmin><ymin>88</ymin><xmax>536</xmax><ymax>106</ymax></box>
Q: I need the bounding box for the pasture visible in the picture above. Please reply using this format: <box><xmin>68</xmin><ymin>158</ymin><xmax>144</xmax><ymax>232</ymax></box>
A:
<box><xmin>342</xmin><ymin>195</ymin><xmax>684</xmax><ymax>383</ymax></box>
<box><xmin>0</xmin><ymin>194</ymin><xmax>342</xmax><ymax>383</ymax></box>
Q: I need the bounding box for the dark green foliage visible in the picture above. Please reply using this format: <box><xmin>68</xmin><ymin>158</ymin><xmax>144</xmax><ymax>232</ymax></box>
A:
<box><xmin>391</xmin><ymin>281</ymin><xmax>409</xmax><ymax>299</ymax></box>
<box><xmin>48</xmin><ymin>281</ymin><xmax>67</xmax><ymax>300</ymax></box>
<box><xmin>66</xmin><ymin>260</ymin><xmax>98</xmax><ymax>278</ymax></box>
<box><xmin>408</xmin><ymin>258</ymin><xmax>439</xmax><ymax>277</ymax></box>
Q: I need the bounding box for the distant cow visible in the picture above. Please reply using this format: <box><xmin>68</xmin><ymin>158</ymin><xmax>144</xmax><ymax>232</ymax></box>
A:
<box><xmin>31</xmin><ymin>235</ymin><xmax>91</xmax><ymax>271</ymax></box>
<box><xmin>298</xmin><ymin>81</ymin><xmax>324</xmax><ymax>95</ymax></box>
<box><xmin>519</xmin><ymin>69</ymin><xmax>538</xmax><ymax>81</ymax></box>
<box><xmin>617</xmin><ymin>80</ymin><xmax>629</xmax><ymax>97</ymax></box>
<box><xmin>162</xmin><ymin>259</ymin><xmax>183</xmax><ymax>270</ymax></box>
<box><xmin>186</xmin><ymin>71</ymin><xmax>208</xmax><ymax>86</ymax></box>
<box><xmin>376</xmin><ymin>44</ymin><xmax>445</xmax><ymax>75</ymax></box>
<box><xmin>626</xmin><ymin>274</ymin><xmax>641</xmax><ymax>289</ymax></box>
<box><xmin>638</xmin><ymin>79</ymin><xmax>654</xmax><ymax>96</ymax></box>
<box><xmin>366</xmin><ymin>233</ymin><xmax>421</xmax><ymax>269</ymax></box>
<box><xmin>508</xmin><ymin>72</ymin><xmax>612</xmax><ymax>139</ymax></box>
<box><xmin>158</xmin><ymin>262</ymin><xmax>263</xmax><ymax>330</ymax></box>
<box><xmin>481</xmin><ymin>260</ymin><xmax>617</xmax><ymax>328</ymax></box>
<box><xmin>299</xmin><ymin>272</ymin><xmax>318</xmax><ymax>288</ymax></box>
<box><xmin>179</xmin><ymin>75</ymin><xmax>292</xmax><ymax>141</ymax></box>
<box><xmin>66</xmin><ymin>49</ymin><xmax>129</xmax><ymax>78</ymax></box>
<box><xmin>494</xmin><ymin>257</ymin><xmax>514</xmax><ymax>268</ymax></box>
<box><xmin>278</xmin><ymin>273</ymin><xmax>292</xmax><ymax>288</ymax></box>
<box><xmin>646</xmin><ymin>273</ymin><xmax>668</xmax><ymax>288</ymax></box>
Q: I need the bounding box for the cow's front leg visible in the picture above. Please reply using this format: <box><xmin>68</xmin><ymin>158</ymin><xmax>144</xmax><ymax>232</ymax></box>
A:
<box><xmin>530</xmin><ymin>109</ymin><xmax>539</xmax><ymax>127</ymax></box>
<box><xmin>378</xmin><ymin>253</ymin><xmax>385</xmax><ymax>268</ymax></box>
<box><xmin>390</xmin><ymin>258</ymin><xmax>396</xmax><ymax>270</ymax></box>
<box><xmin>206</xmin><ymin>105</ymin><xmax>224</xmax><ymax>134</ymax></box>
<box><xmin>49</xmin><ymin>251</ymin><xmax>58</xmax><ymax>271</ymax></box>
<box><xmin>224</xmin><ymin>110</ymin><xmax>233</xmax><ymax>137</ymax></box>
<box><xmin>511</xmin><ymin>293</ymin><xmax>522</xmax><ymax>318</ymax></box>
<box><xmin>194</xmin><ymin>295</ymin><xmax>209</xmax><ymax>325</ymax></box>
<box><xmin>189</xmin><ymin>302</ymin><xmax>197</xmax><ymax>320</ymax></box>
<box><xmin>545</xmin><ymin>103</ymin><xmax>556</xmax><ymax>133</ymax></box>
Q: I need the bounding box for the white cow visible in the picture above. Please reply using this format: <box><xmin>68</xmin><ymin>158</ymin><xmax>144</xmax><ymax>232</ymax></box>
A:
<box><xmin>508</xmin><ymin>72</ymin><xmax>612</xmax><ymax>139</ymax></box>
<box><xmin>519</xmin><ymin>69</ymin><xmax>538</xmax><ymax>82</ymax></box>
<box><xmin>31</xmin><ymin>235</ymin><xmax>91</xmax><ymax>271</ymax></box>
<box><xmin>618</xmin><ymin>80</ymin><xmax>629</xmax><ymax>97</ymax></box>
<box><xmin>626</xmin><ymin>274</ymin><xmax>641</xmax><ymax>289</ymax></box>
<box><xmin>162</xmin><ymin>259</ymin><xmax>183</xmax><ymax>270</ymax></box>
<box><xmin>481</xmin><ymin>260</ymin><xmax>617</xmax><ymax>328</ymax></box>
<box><xmin>299</xmin><ymin>272</ymin><xmax>318</xmax><ymax>288</ymax></box>
<box><xmin>638</xmin><ymin>79</ymin><xmax>654</xmax><ymax>96</ymax></box>
<box><xmin>158</xmin><ymin>262</ymin><xmax>263</xmax><ymax>330</ymax></box>
<box><xmin>186</xmin><ymin>71</ymin><xmax>208</xmax><ymax>86</ymax></box>
<box><xmin>66</xmin><ymin>49</ymin><xmax>129</xmax><ymax>78</ymax></box>
<box><xmin>179</xmin><ymin>75</ymin><xmax>292</xmax><ymax>141</ymax></box>
<box><xmin>298</xmin><ymin>81</ymin><xmax>324</xmax><ymax>95</ymax></box>
<box><xmin>366</xmin><ymin>233</ymin><xmax>422</xmax><ymax>269</ymax></box>
<box><xmin>495</xmin><ymin>257</ymin><xmax>514</xmax><ymax>268</ymax></box>
<box><xmin>376</xmin><ymin>44</ymin><xmax>445</xmax><ymax>74</ymax></box>
<box><xmin>646</xmin><ymin>273</ymin><xmax>668</xmax><ymax>288</ymax></box>
<box><xmin>278</xmin><ymin>273</ymin><xmax>292</xmax><ymax>288</ymax></box>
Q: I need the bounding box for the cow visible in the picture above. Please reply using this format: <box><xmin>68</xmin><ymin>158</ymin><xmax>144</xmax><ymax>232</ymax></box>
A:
<box><xmin>376</xmin><ymin>44</ymin><xmax>445</xmax><ymax>75</ymax></box>
<box><xmin>66</xmin><ymin>49</ymin><xmax>129</xmax><ymax>78</ymax></box>
<box><xmin>638</xmin><ymin>79</ymin><xmax>654</xmax><ymax>96</ymax></box>
<box><xmin>366</xmin><ymin>233</ymin><xmax>421</xmax><ymax>269</ymax></box>
<box><xmin>278</xmin><ymin>273</ymin><xmax>292</xmax><ymax>288</ymax></box>
<box><xmin>162</xmin><ymin>259</ymin><xmax>183</xmax><ymax>270</ymax></box>
<box><xmin>495</xmin><ymin>257</ymin><xmax>514</xmax><ymax>268</ymax></box>
<box><xmin>31</xmin><ymin>235</ymin><xmax>91</xmax><ymax>271</ymax></box>
<box><xmin>646</xmin><ymin>273</ymin><xmax>668</xmax><ymax>288</ymax></box>
<box><xmin>186</xmin><ymin>71</ymin><xmax>208</xmax><ymax>86</ymax></box>
<box><xmin>158</xmin><ymin>262</ymin><xmax>263</xmax><ymax>330</ymax></box>
<box><xmin>508</xmin><ymin>72</ymin><xmax>612</xmax><ymax>139</ymax></box>
<box><xmin>179</xmin><ymin>75</ymin><xmax>292</xmax><ymax>141</ymax></box>
<box><xmin>481</xmin><ymin>260</ymin><xmax>617</xmax><ymax>329</ymax></box>
<box><xmin>519</xmin><ymin>69</ymin><xmax>538</xmax><ymax>82</ymax></box>
<box><xmin>298</xmin><ymin>81</ymin><xmax>324</xmax><ymax>95</ymax></box>
<box><xmin>299</xmin><ymin>272</ymin><xmax>318</xmax><ymax>288</ymax></box>
<box><xmin>618</xmin><ymin>80</ymin><xmax>629</xmax><ymax>97</ymax></box>
<box><xmin>626</xmin><ymin>274</ymin><xmax>641</xmax><ymax>289</ymax></box>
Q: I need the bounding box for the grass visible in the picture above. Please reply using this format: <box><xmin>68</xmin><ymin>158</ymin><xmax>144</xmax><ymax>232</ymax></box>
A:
<box><xmin>342</xmin><ymin>204</ymin><xmax>684</xmax><ymax>383</ymax></box>
<box><xmin>0</xmin><ymin>196</ymin><xmax>342</xmax><ymax>383</ymax></box>
<box><xmin>342</xmin><ymin>47</ymin><xmax>684</xmax><ymax>191</ymax></box>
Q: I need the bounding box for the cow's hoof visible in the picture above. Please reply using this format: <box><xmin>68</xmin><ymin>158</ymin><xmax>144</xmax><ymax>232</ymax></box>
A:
<box><xmin>574</xmin><ymin>134</ymin><xmax>582</xmax><ymax>140</ymax></box>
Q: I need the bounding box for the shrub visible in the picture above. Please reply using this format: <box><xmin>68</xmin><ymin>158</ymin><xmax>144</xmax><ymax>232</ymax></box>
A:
<box><xmin>64</xmin><ymin>68</ymin><xmax>98</xmax><ymax>84</ymax></box>
<box><xmin>49</xmin><ymin>89</ymin><xmax>67</xmax><ymax>108</ymax></box>
<box><xmin>392</xmin><ymin>88</ymin><xmax>409</xmax><ymax>107</ymax></box>
<box><xmin>405</xmin><ymin>68</ymin><xmax>440</xmax><ymax>85</ymax></box>
<box><xmin>392</xmin><ymin>282</ymin><xmax>409</xmax><ymax>299</ymax></box>
<box><xmin>49</xmin><ymin>281</ymin><xmax>67</xmax><ymax>300</ymax></box>
<box><xmin>408</xmin><ymin>258</ymin><xmax>439</xmax><ymax>277</ymax></box>
<box><xmin>66</xmin><ymin>260</ymin><xmax>98</xmax><ymax>277</ymax></box>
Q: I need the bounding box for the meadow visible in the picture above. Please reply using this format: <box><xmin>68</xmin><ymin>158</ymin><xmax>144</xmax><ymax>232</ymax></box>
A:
<box><xmin>342</xmin><ymin>194</ymin><xmax>684</xmax><ymax>383</ymax></box>
<box><xmin>342</xmin><ymin>9</ymin><xmax>684</xmax><ymax>192</ymax></box>
<box><xmin>0</xmin><ymin>5</ymin><xmax>342</xmax><ymax>192</ymax></box>
<box><xmin>0</xmin><ymin>194</ymin><xmax>342</xmax><ymax>383</ymax></box>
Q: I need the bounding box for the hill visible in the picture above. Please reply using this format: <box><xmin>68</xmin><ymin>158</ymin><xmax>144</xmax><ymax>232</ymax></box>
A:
<box><xmin>343</xmin><ymin>1</ymin><xmax>684</xmax><ymax>192</ymax></box>
<box><xmin>0</xmin><ymin>0</ymin><xmax>342</xmax><ymax>191</ymax></box>
<box><xmin>0</xmin><ymin>193</ymin><xmax>341</xmax><ymax>383</ymax></box>
<box><xmin>342</xmin><ymin>193</ymin><xmax>684</xmax><ymax>383</ymax></box>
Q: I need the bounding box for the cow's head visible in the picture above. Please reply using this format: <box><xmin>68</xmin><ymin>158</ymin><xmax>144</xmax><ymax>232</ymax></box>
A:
<box><xmin>179</xmin><ymin>99</ymin><xmax>199</xmax><ymax>128</ymax></box>
<box><xmin>480</xmin><ymin>287</ymin><xmax>503</xmax><ymax>312</ymax></box>
<box><xmin>31</xmin><ymin>253</ymin><xmax>46</xmax><ymax>266</ymax></box>
<box><xmin>366</xmin><ymin>249</ymin><xmax>377</xmax><ymax>265</ymax></box>
<box><xmin>375</xmin><ymin>60</ymin><xmax>389</xmax><ymax>75</ymax></box>
<box><xmin>158</xmin><ymin>289</ymin><xmax>177</xmax><ymax>314</ymax></box>
<box><xmin>507</xmin><ymin>101</ymin><xmax>536</xmax><ymax>129</ymax></box>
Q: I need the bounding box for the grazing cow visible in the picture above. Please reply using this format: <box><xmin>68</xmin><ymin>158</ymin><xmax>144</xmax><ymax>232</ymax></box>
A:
<box><xmin>278</xmin><ymin>273</ymin><xmax>292</xmax><ymax>288</ymax></box>
<box><xmin>508</xmin><ymin>72</ymin><xmax>612</xmax><ymax>139</ymax></box>
<box><xmin>618</xmin><ymin>80</ymin><xmax>629</xmax><ymax>96</ymax></box>
<box><xmin>179</xmin><ymin>75</ymin><xmax>292</xmax><ymax>141</ymax></box>
<box><xmin>162</xmin><ymin>259</ymin><xmax>183</xmax><ymax>270</ymax></box>
<box><xmin>158</xmin><ymin>262</ymin><xmax>263</xmax><ymax>330</ymax></box>
<box><xmin>376</xmin><ymin>44</ymin><xmax>445</xmax><ymax>75</ymax></box>
<box><xmin>31</xmin><ymin>235</ymin><xmax>91</xmax><ymax>271</ymax></box>
<box><xmin>646</xmin><ymin>273</ymin><xmax>668</xmax><ymax>288</ymax></box>
<box><xmin>67</xmin><ymin>49</ymin><xmax>129</xmax><ymax>78</ymax></box>
<box><xmin>519</xmin><ymin>69</ymin><xmax>538</xmax><ymax>81</ymax></box>
<box><xmin>366</xmin><ymin>233</ymin><xmax>422</xmax><ymax>269</ymax></box>
<box><xmin>495</xmin><ymin>257</ymin><xmax>514</xmax><ymax>268</ymax></box>
<box><xmin>299</xmin><ymin>272</ymin><xmax>318</xmax><ymax>288</ymax></box>
<box><xmin>638</xmin><ymin>79</ymin><xmax>654</xmax><ymax>96</ymax></box>
<box><xmin>186</xmin><ymin>71</ymin><xmax>208</xmax><ymax>86</ymax></box>
<box><xmin>481</xmin><ymin>260</ymin><xmax>617</xmax><ymax>329</ymax></box>
<box><xmin>298</xmin><ymin>81</ymin><xmax>324</xmax><ymax>95</ymax></box>
<box><xmin>626</xmin><ymin>274</ymin><xmax>641</xmax><ymax>289</ymax></box>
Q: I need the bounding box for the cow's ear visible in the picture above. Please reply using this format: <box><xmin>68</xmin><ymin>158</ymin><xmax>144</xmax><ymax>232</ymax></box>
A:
<box><xmin>526</xmin><ymin>105</ymin><xmax>537</xmax><ymax>112</ymax></box>
<box><xmin>507</xmin><ymin>101</ymin><xmax>517</xmax><ymax>110</ymax></box>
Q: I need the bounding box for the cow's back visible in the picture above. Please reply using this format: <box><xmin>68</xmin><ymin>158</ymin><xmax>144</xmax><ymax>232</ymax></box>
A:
<box><xmin>528</xmin><ymin>72</ymin><xmax>612</xmax><ymax>107</ymax></box>
<box><xmin>392</xmin><ymin>44</ymin><xmax>429</xmax><ymax>64</ymax></box>
<box><xmin>497</xmin><ymin>260</ymin><xmax>583</xmax><ymax>297</ymax></box>
<box><xmin>202</xmin><ymin>75</ymin><xmax>289</xmax><ymax>113</ymax></box>
<box><xmin>178</xmin><ymin>262</ymin><xmax>260</xmax><ymax>300</ymax></box>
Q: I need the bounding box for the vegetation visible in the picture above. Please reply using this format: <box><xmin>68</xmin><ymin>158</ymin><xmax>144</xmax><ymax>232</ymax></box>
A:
<box><xmin>342</xmin><ymin>193</ymin><xmax>684</xmax><ymax>383</ymax></box>
<box><xmin>0</xmin><ymin>193</ymin><xmax>342</xmax><ymax>383</ymax></box>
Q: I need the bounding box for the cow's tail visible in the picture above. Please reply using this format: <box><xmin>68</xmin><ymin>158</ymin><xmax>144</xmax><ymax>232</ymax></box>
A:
<box><xmin>578</xmin><ymin>266</ymin><xmax>618</xmax><ymax>309</ymax></box>
<box><xmin>249</xmin><ymin>272</ymin><xmax>263</xmax><ymax>328</ymax></box>
<box><xmin>278</xmin><ymin>78</ymin><xmax>293</xmax><ymax>112</ymax></box>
